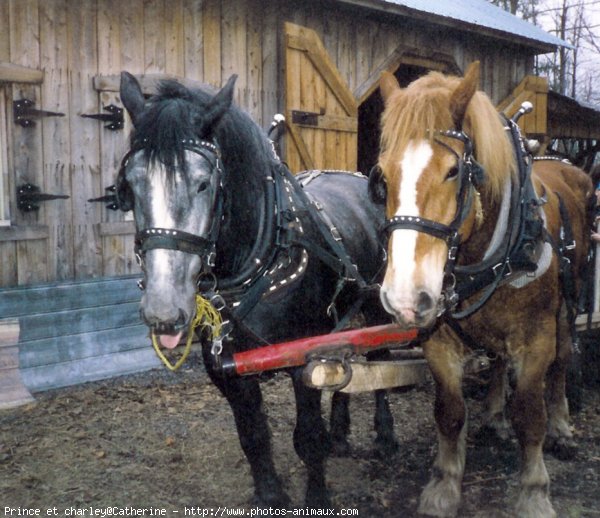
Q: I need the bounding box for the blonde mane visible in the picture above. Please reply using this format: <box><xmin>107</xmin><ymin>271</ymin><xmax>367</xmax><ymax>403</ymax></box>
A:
<box><xmin>379</xmin><ymin>71</ymin><xmax>516</xmax><ymax>200</ymax></box>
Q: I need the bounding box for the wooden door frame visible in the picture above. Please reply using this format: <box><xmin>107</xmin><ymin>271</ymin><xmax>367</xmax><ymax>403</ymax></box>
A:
<box><xmin>354</xmin><ymin>44</ymin><xmax>461</xmax><ymax>105</ymax></box>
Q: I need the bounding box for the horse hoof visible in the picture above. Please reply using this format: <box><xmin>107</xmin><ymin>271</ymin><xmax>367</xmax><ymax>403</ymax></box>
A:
<box><xmin>305</xmin><ymin>491</ymin><xmax>332</xmax><ymax>510</ymax></box>
<box><xmin>544</xmin><ymin>436</ymin><xmax>577</xmax><ymax>461</ymax></box>
<box><xmin>330</xmin><ymin>437</ymin><xmax>351</xmax><ymax>457</ymax></box>
<box><xmin>516</xmin><ymin>487</ymin><xmax>556</xmax><ymax>518</ymax></box>
<box><xmin>252</xmin><ymin>488</ymin><xmax>291</xmax><ymax>509</ymax></box>
<box><xmin>417</xmin><ymin>476</ymin><xmax>461</xmax><ymax>517</ymax></box>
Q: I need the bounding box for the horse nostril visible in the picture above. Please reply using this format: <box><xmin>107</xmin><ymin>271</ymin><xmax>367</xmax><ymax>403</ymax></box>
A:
<box><xmin>140</xmin><ymin>308</ymin><xmax>188</xmax><ymax>334</ymax></box>
<box><xmin>416</xmin><ymin>290</ymin><xmax>435</xmax><ymax>316</ymax></box>
<box><xmin>176</xmin><ymin>309</ymin><xmax>187</xmax><ymax>327</ymax></box>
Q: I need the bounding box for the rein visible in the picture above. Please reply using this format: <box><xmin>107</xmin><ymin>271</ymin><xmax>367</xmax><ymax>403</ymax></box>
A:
<box><xmin>151</xmin><ymin>294</ymin><xmax>223</xmax><ymax>371</ymax></box>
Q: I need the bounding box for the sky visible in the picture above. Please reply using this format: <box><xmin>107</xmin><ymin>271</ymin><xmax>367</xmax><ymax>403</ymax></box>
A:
<box><xmin>531</xmin><ymin>0</ymin><xmax>600</xmax><ymax>103</ymax></box>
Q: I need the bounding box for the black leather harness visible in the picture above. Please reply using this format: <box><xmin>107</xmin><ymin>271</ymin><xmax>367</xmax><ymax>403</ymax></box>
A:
<box><xmin>120</xmin><ymin>136</ymin><xmax>379</xmax><ymax>354</ymax></box>
<box><xmin>381</xmin><ymin>118</ymin><xmax>564</xmax><ymax>320</ymax></box>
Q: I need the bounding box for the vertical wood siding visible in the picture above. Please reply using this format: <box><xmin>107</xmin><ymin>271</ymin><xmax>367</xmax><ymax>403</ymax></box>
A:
<box><xmin>0</xmin><ymin>0</ymin><xmax>535</xmax><ymax>288</ymax></box>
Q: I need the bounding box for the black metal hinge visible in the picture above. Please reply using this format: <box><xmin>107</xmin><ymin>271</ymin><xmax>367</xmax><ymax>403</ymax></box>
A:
<box><xmin>13</xmin><ymin>99</ymin><xmax>65</xmax><ymax>127</ymax></box>
<box><xmin>17</xmin><ymin>183</ymin><xmax>70</xmax><ymax>212</ymax></box>
<box><xmin>88</xmin><ymin>185</ymin><xmax>119</xmax><ymax>211</ymax></box>
<box><xmin>81</xmin><ymin>105</ymin><xmax>124</xmax><ymax>130</ymax></box>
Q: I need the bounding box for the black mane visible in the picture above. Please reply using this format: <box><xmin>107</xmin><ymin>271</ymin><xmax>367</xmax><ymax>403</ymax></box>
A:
<box><xmin>130</xmin><ymin>79</ymin><xmax>279</xmax><ymax>182</ymax></box>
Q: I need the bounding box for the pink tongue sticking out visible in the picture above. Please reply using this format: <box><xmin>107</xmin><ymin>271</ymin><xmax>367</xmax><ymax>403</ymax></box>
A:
<box><xmin>159</xmin><ymin>332</ymin><xmax>184</xmax><ymax>350</ymax></box>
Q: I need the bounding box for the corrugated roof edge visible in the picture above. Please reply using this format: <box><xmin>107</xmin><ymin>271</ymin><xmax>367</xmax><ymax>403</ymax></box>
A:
<box><xmin>337</xmin><ymin>0</ymin><xmax>572</xmax><ymax>52</ymax></box>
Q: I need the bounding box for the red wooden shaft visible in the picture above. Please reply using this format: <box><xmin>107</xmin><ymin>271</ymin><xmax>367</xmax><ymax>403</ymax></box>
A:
<box><xmin>223</xmin><ymin>324</ymin><xmax>418</xmax><ymax>376</ymax></box>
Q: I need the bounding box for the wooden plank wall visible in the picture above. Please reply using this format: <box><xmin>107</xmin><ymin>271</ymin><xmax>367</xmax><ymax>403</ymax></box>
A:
<box><xmin>0</xmin><ymin>0</ymin><xmax>535</xmax><ymax>289</ymax></box>
<box><xmin>0</xmin><ymin>276</ymin><xmax>159</xmax><ymax>394</ymax></box>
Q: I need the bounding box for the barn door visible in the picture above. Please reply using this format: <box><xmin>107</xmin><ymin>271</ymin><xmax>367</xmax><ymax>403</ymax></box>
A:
<box><xmin>284</xmin><ymin>22</ymin><xmax>358</xmax><ymax>173</ymax></box>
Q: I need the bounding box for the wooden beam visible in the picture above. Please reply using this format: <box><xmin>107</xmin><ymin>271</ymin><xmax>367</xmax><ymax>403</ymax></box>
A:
<box><xmin>0</xmin><ymin>61</ymin><xmax>43</xmax><ymax>83</ymax></box>
<box><xmin>294</xmin><ymin>114</ymin><xmax>358</xmax><ymax>133</ymax></box>
<box><xmin>497</xmin><ymin>75</ymin><xmax>548</xmax><ymax>136</ymax></box>
<box><xmin>304</xmin><ymin>359</ymin><xmax>429</xmax><ymax>393</ymax></box>
<box><xmin>0</xmin><ymin>318</ymin><xmax>34</xmax><ymax>409</ymax></box>
<box><xmin>284</xmin><ymin>119</ymin><xmax>315</xmax><ymax>171</ymax></box>
<box><xmin>354</xmin><ymin>48</ymin><xmax>403</xmax><ymax>105</ymax></box>
<box><xmin>97</xmin><ymin>221</ymin><xmax>135</xmax><ymax>236</ymax></box>
<box><xmin>93</xmin><ymin>73</ymin><xmax>206</xmax><ymax>94</ymax></box>
<box><xmin>0</xmin><ymin>225</ymin><xmax>49</xmax><ymax>242</ymax></box>
<box><xmin>354</xmin><ymin>45</ymin><xmax>460</xmax><ymax>105</ymax></box>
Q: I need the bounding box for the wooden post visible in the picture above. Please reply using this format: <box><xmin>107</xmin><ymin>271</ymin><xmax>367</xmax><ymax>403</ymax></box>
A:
<box><xmin>0</xmin><ymin>318</ymin><xmax>34</xmax><ymax>409</ymax></box>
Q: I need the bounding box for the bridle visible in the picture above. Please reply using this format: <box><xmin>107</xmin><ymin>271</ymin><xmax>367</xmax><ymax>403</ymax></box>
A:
<box><xmin>119</xmin><ymin>139</ymin><xmax>225</xmax><ymax>274</ymax></box>
<box><xmin>382</xmin><ymin>129</ymin><xmax>485</xmax><ymax>313</ymax></box>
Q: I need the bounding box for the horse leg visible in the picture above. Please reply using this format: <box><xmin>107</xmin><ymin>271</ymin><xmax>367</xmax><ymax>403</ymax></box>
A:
<box><xmin>418</xmin><ymin>331</ymin><xmax>467</xmax><ymax>518</ymax></box>
<box><xmin>511</xmin><ymin>327</ymin><xmax>557</xmax><ymax>518</ymax></box>
<box><xmin>330</xmin><ymin>390</ymin><xmax>397</xmax><ymax>457</ymax></box>
<box><xmin>329</xmin><ymin>391</ymin><xmax>351</xmax><ymax>455</ymax></box>
<box><xmin>544</xmin><ymin>302</ymin><xmax>576</xmax><ymax>460</ymax></box>
<box><xmin>477</xmin><ymin>357</ymin><xmax>512</xmax><ymax>445</ymax></box>
<box><xmin>361</xmin><ymin>306</ymin><xmax>400</xmax><ymax>455</ymax></box>
<box><xmin>203</xmin><ymin>355</ymin><xmax>289</xmax><ymax>507</ymax></box>
<box><xmin>374</xmin><ymin>389</ymin><xmax>400</xmax><ymax>456</ymax></box>
<box><xmin>291</xmin><ymin>368</ymin><xmax>332</xmax><ymax>507</ymax></box>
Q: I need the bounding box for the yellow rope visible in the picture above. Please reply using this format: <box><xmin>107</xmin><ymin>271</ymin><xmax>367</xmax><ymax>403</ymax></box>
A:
<box><xmin>151</xmin><ymin>294</ymin><xmax>223</xmax><ymax>371</ymax></box>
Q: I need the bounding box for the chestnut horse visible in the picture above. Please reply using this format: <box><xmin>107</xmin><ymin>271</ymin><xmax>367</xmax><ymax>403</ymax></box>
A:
<box><xmin>370</xmin><ymin>62</ymin><xmax>591</xmax><ymax>517</ymax></box>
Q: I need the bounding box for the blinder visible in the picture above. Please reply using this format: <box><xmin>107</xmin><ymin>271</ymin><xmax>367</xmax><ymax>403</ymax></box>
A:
<box><xmin>116</xmin><ymin>139</ymin><xmax>224</xmax><ymax>269</ymax></box>
<box><xmin>115</xmin><ymin>149</ymin><xmax>136</xmax><ymax>212</ymax></box>
<box><xmin>368</xmin><ymin>164</ymin><xmax>387</xmax><ymax>205</ymax></box>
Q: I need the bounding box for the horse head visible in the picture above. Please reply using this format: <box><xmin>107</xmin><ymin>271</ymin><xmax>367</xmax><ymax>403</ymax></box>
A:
<box><xmin>118</xmin><ymin>72</ymin><xmax>236</xmax><ymax>348</ymax></box>
<box><xmin>373</xmin><ymin>61</ymin><xmax>516</xmax><ymax>328</ymax></box>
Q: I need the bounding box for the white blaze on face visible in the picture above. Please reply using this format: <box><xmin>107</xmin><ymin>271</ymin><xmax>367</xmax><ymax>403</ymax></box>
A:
<box><xmin>149</xmin><ymin>163</ymin><xmax>175</xmax><ymax>284</ymax></box>
<box><xmin>382</xmin><ymin>139</ymin><xmax>437</xmax><ymax>316</ymax></box>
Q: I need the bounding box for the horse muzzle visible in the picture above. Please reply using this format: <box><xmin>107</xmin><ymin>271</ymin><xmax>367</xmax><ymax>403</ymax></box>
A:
<box><xmin>380</xmin><ymin>287</ymin><xmax>438</xmax><ymax>329</ymax></box>
<box><xmin>141</xmin><ymin>308</ymin><xmax>190</xmax><ymax>349</ymax></box>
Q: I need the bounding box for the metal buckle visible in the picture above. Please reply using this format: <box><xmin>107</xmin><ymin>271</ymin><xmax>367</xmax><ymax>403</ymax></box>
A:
<box><xmin>211</xmin><ymin>338</ymin><xmax>223</xmax><ymax>357</ymax></box>
<box><xmin>331</xmin><ymin>226</ymin><xmax>342</xmax><ymax>241</ymax></box>
<box><xmin>220</xmin><ymin>319</ymin><xmax>233</xmax><ymax>337</ymax></box>
<box><xmin>197</xmin><ymin>272</ymin><xmax>217</xmax><ymax>292</ymax></box>
<box><xmin>492</xmin><ymin>261</ymin><xmax>512</xmax><ymax>277</ymax></box>
<box><xmin>209</xmin><ymin>293</ymin><xmax>227</xmax><ymax>311</ymax></box>
<box><xmin>206</xmin><ymin>250</ymin><xmax>217</xmax><ymax>267</ymax></box>
<box><xmin>343</xmin><ymin>264</ymin><xmax>358</xmax><ymax>282</ymax></box>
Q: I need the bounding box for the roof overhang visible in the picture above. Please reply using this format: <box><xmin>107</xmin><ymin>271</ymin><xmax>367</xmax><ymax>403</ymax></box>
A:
<box><xmin>337</xmin><ymin>0</ymin><xmax>571</xmax><ymax>54</ymax></box>
<box><xmin>547</xmin><ymin>91</ymin><xmax>600</xmax><ymax>140</ymax></box>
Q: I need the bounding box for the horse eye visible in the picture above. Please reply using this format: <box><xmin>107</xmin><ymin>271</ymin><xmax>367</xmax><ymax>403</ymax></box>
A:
<box><xmin>197</xmin><ymin>181</ymin><xmax>209</xmax><ymax>193</ymax></box>
<box><xmin>445</xmin><ymin>166</ymin><xmax>459</xmax><ymax>181</ymax></box>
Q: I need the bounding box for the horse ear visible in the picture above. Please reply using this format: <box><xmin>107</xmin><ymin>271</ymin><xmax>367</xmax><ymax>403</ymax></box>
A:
<box><xmin>202</xmin><ymin>74</ymin><xmax>237</xmax><ymax>131</ymax></box>
<box><xmin>120</xmin><ymin>71</ymin><xmax>145</xmax><ymax>127</ymax></box>
<box><xmin>368</xmin><ymin>165</ymin><xmax>387</xmax><ymax>205</ymax></box>
<box><xmin>449</xmin><ymin>61</ymin><xmax>480</xmax><ymax>130</ymax></box>
<box><xmin>380</xmin><ymin>71</ymin><xmax>400</xmax><ymax>104</ymax></box>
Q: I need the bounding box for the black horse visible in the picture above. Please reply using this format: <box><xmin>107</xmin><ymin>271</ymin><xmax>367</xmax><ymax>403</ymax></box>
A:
<box><xmin>117</xmin><ymin>72</ymin><xmax>393</xmax><ymax>507</ymax></box>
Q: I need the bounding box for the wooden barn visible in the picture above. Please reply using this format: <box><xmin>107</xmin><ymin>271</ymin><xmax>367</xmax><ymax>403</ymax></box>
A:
<box><xmin>0</xmin><ymin>0</ymin><xmax>570</xmax><ymax>406</ymax></box>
